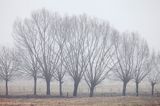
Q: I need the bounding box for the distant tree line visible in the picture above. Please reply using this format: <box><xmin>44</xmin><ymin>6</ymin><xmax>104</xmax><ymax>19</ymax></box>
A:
<box><xmin>0</xmin><ymin>9</ymin><xmax>160</xmax><ymax>97</ymax></box>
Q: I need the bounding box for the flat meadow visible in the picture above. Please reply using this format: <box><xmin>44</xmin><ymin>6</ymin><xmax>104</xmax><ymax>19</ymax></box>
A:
<box><xmin>0</xmin><ymin>96</ymin><xmax>160</xmax><ymax>106</ymax></box>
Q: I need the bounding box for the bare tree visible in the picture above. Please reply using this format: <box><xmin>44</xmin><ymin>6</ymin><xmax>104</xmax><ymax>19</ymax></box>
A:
<box><xmin>18</xmin><ymin>49</ymin><xmax>39</xmax><ymax>95</ymax></box>
<box><xmin>13</xmin><ymin>9</ymin><xmax>61</xmax><ymax>95</ymax></box>
<box><xmin>133</xmin><ymin>36</ymin><xmax>150</xmax><ymax>96</ymax></box>
<box><xmin>13</xmin><ymin>18</ymin><xmax>40</xmax><ymax>95</ymax></box>
<box><xmin>0</xmin><ymin>47</ymin><xmax>19</xmax><ymax>96</ymax></box>
<box><xmin>84</xmin><ymin>21</ymin><xmax>116</xmax><ymax>97</ymax></box>
<box><xmin>54</xmin><ymin>56</ymin><xmax>66</xmax><ymax>97</ymax></box>
<box><xmin>113</xmin><ymin>32</ymin><xmax>138</xmax><ymax>96</ymax></box>
<box><xmin>148</xmin><ymin>52</ymin><xmax>160</xmax><ymax>96</ymax></box>
<box><xmin>52</xmin><ymin>17</ymin><xmax>67</xmax><ymax>97</ymax></box>
<box><xmin>63</xmin><ymin>15</ymin><xmax>89</xmax><ymax>96</ymax></box>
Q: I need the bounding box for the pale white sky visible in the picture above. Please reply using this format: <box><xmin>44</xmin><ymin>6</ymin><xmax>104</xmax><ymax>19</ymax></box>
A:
<box><xmin>0</xmin><ymin>0</ymin><xmax>160</xmax><ymax>50</ymax></box>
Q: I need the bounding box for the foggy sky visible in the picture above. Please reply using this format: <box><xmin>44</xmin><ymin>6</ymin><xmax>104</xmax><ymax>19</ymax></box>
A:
<box><xmin>0</xmin><ymin>0</ymin><xmax>160</xmax><ymax>51</ymax></box>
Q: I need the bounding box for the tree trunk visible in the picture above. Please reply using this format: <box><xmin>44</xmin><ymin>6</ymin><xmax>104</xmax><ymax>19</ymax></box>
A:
<box><xmin>5</xmin><ymin>80</ymin><xmax>8</xmax><ymax>96</ymax></box>
<box><xmin>122</xmin><ymin>82</ymin><xmax>127</xmax><ymax>96</ymax></box>
<box><xmin>151</xmin><ymin>83</ymin><xmax>155</xmax><ymax>96</ymax></box>
<box><xmin>46</xmin><ymin>80</ymin><xmax>51</xmax><ymax>95</ymax></box>
<box><xmin>33</xmin><ymin>77</ymin><xmax>37</xmax><ymax>95</ymax></box>
<box><xmin>59</xmin><ymin>80</ymin><xmax>63</xmax><ymax>97</ymax></box>
<box><xmin>73</xmin><ymin>82</ymin><xmax>79</xmax><ymax>96</ymax></box>
<box><xmin>136</xmin><ymin>82</ymin><xmax>139</xmax><ymax>96</ymax></box>
<box><xmin>89</xmin><ymin>86</ymin><xmax>95</xmax><ymax>97</ymax></box>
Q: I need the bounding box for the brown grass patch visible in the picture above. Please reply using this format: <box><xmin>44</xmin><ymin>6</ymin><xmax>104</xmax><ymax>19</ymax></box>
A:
<box><xmin>0</xmin><ymin>96</ymin><xmax>160</xmax><ymax>106</ymax></box>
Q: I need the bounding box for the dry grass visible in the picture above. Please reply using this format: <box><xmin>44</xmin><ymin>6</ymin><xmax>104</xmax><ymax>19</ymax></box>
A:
<box><xmin>0</xmin><ymin>96</ymin><xmax>160</xmax><ymax>106</ymax></box>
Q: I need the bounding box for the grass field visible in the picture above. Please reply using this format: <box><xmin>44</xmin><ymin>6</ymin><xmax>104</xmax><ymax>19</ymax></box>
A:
<box><xmin>0</xmin><ymin>96</ymin><xmax>160</xmax><ymax>106</ymax></box>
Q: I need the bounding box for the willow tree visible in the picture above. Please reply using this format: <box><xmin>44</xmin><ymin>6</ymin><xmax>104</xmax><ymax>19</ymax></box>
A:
<box><xmin>113</xmin><ymin>32</ymin><xmax>138</xmax><ymax>96</ymax></box>
<box><xmin>84</xmin><ymin>20</ymin><xmax>116</xmax><ymax>97</ymax></box>
<box><xmin>63</xmin><ymin>15</ymin><xmax>89</xmax><ymax>96</ymax></box>
<box><xmin>133</xmin><ymin>36</ymin><xmax>150</xmax><ymax>96</ymax></box>
<box><xmin>18</xmin><ymin>49</ymin><xmax>39</xmax><ymax>95</ymax></box>
<box><xmin>52</xmin><ymin>16</ymin><xmax>67</xmax><ymax>97</ymax></box>
<box><xmin>13</xmin><ymin>9</ymin><xmax>61</xmax><ymax>95</ymax></box>
<box><xmin>0</xmin><ymin>47</ymin><xmax>19</xmax><ymax>96</ymax></box>
<box><xmin>148</xmin><ymin>52</ymin><xmax>160</xmax><ymax>96</ymax></box>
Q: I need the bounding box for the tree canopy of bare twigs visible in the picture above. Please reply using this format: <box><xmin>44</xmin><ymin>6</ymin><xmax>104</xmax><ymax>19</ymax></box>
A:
<box><xmin>132</xmin><ymin>35</ymin><xmax>150</xmax><ymax>96</ymax></box>
<box><xmin>63</xmin><ymin>15</ymin><xmax>90</xmax><ymax>96</ymax></box>
<box><xmin>0</xmin><ymin>47</ymin><xmax>19</xmax><ymax>96</ymax></box>
<box><xmin>148</xmin><ymin>52</ymin><xmax>160</xmax><ymax>96</ymax></box>
<box><xmin>13</xmin><ymin>9</ymin><xmax>61</xmax><ymax>95</ymax></box>
<box><xmin>52</xmin><ymin>16</ymin><xmax>68</xmax><ymax>97</ymax></box>
<box><xmin>18</xmin><ymin>49</ymin><xmax>39</xmax><ymax>95</ymax></box>
<box><xmin>113</xmin><ymin>32</ymin><xmax>139</xmax><ymax>96</ymax></box>
<box><xmin>84</xmin><ymin>20</ymin><xmax>116</xmax><ymax>97</ymax></box>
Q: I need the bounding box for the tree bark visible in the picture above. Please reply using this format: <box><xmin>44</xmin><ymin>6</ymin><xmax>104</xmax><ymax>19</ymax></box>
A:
<box><xmin>46</xmin><ymin>80</ymin><xmax>51</xmax><ymax>95</ymax></box>
<box><xmin>73</xmin><ymin>82</ymin><xmax>79</xmax><ymax>96</ymax></box>
<box><xmin>33</xmin><ymin>77</ymin><xmax>37</xmax><ymax>95</ymax></box>
<box><xmin>151</xmin><ymin>83</ymin><xmax>155</xmax><ymax>96</ymax></box>
<box><xmin>89</xmin><ymin>86</ymin><xmax>95</xmax><ymax>97</ymax></box>
<box><xmin>59</xmin><ymin>80</ymin><xmax>63</xmax><ymax>97</ymax></box>
<box><xmin>136</xmin><ymin>82</ymin><xmax>139</xmax><ymax>96</ymax></box>
<box><xmin>5</xmin><ymin>80</ymin><xmax>8</xmax><ymax>96</ymax></box>
<box><xmin>122</xmin><ymin>82</ymin><xmax>127</xmax><ymax>96</ymax></box>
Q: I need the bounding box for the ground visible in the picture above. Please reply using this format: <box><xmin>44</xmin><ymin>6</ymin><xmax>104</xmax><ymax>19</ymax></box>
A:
<box><xmin>0</xmin><ymin>96</ymin><xmax>160</xmax><ymax>106</ymax></box>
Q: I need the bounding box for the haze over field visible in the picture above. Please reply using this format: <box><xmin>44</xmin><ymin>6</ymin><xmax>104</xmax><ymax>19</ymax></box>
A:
<box><xmin>0</xmin><ymin>78</ymin><xmax>159</xmax><ymax>96</ymax></box>
<box><xmin>0</xmin><ymin>0</ymin><xmax>160</xmax><ymax>95</ymax></box>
